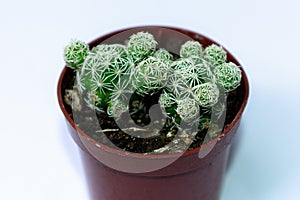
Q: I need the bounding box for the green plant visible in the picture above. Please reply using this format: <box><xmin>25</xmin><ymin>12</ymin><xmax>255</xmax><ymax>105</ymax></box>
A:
<box><xmin>63</xmin><ymin>32</ymin><xmax>242</xmax><ymax>133</ymax></box>
<box><xmin>64</xmin><ymin>39</ymin><xmax>89</xmax><ymax>70</ymax></box>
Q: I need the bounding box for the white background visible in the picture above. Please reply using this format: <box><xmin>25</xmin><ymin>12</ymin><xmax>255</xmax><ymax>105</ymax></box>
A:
<box><xmin>1</xmin><ymin>0</ymin><xmax>300</xmax><ymax>199</ymax></box>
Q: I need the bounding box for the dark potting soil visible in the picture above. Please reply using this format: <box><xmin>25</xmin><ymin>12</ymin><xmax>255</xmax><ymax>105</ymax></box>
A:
<box><xmin>63</xmin><ymin>71</ymin><xmax>244</xmax><ymax>154</ymax></box>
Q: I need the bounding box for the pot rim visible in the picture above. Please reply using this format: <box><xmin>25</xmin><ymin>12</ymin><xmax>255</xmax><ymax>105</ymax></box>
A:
<box><xmin>57</xmin><ymin>25</ymin><xmax>249</xmax><ymax>160</ymax></box>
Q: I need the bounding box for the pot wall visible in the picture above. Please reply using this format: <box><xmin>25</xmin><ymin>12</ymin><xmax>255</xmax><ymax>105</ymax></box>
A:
<box><xmin>79</xmin><ymin>142</ymin><xmax>229</xmax><ymax>200</ymax></box>
<box><xmin>65</xmin><ymin>118</ymin><xmax>240</xmax><ymax>200</ymax></box>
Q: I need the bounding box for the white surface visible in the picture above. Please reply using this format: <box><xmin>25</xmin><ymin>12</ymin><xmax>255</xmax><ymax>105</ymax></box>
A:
<box><xmin>1</xmin><ymin>0</ymin><xmax>300</xmax><ymax>199</ymax></box>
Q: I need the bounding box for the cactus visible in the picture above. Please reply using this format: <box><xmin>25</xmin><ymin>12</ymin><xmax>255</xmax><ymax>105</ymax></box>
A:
<box><xmin>193</xmin><ymin>82</ymin><xmax>220</xmax><ymax>108</ymax></box>
<box><xmin>127</xmin><ymin>32</ymin><xmax>157</xmax><ymax>63</ymax></box>
<box><xmin>214</xmin><ymin>62</ymin><xmax>242</xmax><ymax>92</ymax></box>
<box><xmin>203</xmin><ymin>44</ymin><xmax>227</xmax><ymax>68</ymax></box>
<box><xmin>107</xmin><ymin>99</ymin><xmax>128</xmax><ymax>118</ymax></box>
<box><xmin>153</xmin><ymin>48</ymin><xmax>174</xmax><ymax>64</ymax></box>
<box><xmin>180</xmin><ymin>41</ymin><xmax>203</xmax><ymax>58</ymax></box>
<box><xmin>180</xmin><ymin>41</ymin><xmax>203</xmax><ymax>64</ymax></box>
<box><xmin>158</xmin><ymin>90</ymin><xmax>176</xmax><ymax>117</ymax></box>
<box><xmin>63</xmin><ymin>31</ymin><xmax>242</xmax><ymax>131</ymax></box>
<box><xmin>132</xmin><ymin>57</ymin><xmax>170</xmax><ymax>95</ymax></box>
<box><xmin>64</xmin><ymin>39</ymin><xmax>89</xmax><ymax>70</ymax></box>
<box><xmin>171</xmin><ymin>59</ymin><xmax>204</xmax><ymax>87</ymax></box>
<box><xmin>198</xmin><ymin>116</ymin><xmax>211</xmax><ymax>132</ymax></box>
<box><xmin>176</xmin><ymin>97</ymin><xmax>200</xmax><ymax>122</ymax></box>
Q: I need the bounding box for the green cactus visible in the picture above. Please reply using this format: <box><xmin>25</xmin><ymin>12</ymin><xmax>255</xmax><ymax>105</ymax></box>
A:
<box><xmin>63</xmin><ymin>31</ymin><xmax>242</xmax><ymax>131</ymax></box>
<box><xmin>198</xmin><ymin>116</ymin><xmax>211</xmax><ymax>132</ymax></box>
<box><xmin>64</xmin><ymin>39</ymin><xmax>89</xmax><ymax>70</ymax></box>
<box><xmin>180</xmin><ymin>41</ymin><xmax>203</xmax><ymax>57</ymax></box>
<box><xmin>193</xmin><ymin>82</ymin><xmax>220</xmax><ymax>107</ymax></box>
<box><xmin>153</xmin><ymin>48</ymin><xmax>174</xmax><ymax>63</ymax></box>
<box><xmin>214</xmin><ymin>62</ymin><xmax>242</xmax><ymax>92</ymax></box>
<box><xmin>84</xmin><ymin>91</ymin><xmax>104</xmax><ymax>112</ymax></box>
<box><xmin>158</xmin><ymin>90</ymin><xmax>175</xmax><ymax>110</ymax></box>
<box><xmin>166</xmin><ymin>72</ymin><xmax>188</xmax><ymax>98</ymax></box>
<box><xmin>127</xmin><ymin>32</ymin><xmax>157</xmax><ymax>63</ymax></box>
<box><xmin>107</xmin><ymin>99</ymin><xmax>128</xmax><ymax>118</ymax></box>
<box><xmin>158</xmin><ymin>90</ymin><xmax>176</xmax><ymax>117</ymax></box>
<box><xmin>180</xmin><ymin>40</ymin><xmax>203</xmax><ymax>64</ymax></box>
<box><xmin>171</xmin><ymin>59</ymin><xmax>204</xmax><ymax>87</ymax></box>
<box><xmin>176</xmin><ymin>97</ymin><xmax>200</xmax><ymax>122</ymax></box>
<box><xmin>132</xmin><ymin>57</ymin><xmax>170</xmax><ymax>95</ymax></box>
<box><xmin>203</xmin><ymin>44</ymin><xmax>227</xmax><ymax>68</ymax></box>
<box><xmin>108</xmin><ymin>76</ymin><xmax>133</xmax><ymax>104</ymax></box>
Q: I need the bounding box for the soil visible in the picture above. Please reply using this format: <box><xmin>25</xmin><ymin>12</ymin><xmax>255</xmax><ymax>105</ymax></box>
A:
<box><xmin>63</xmin><ymin>70</ymin><xmax>244</xmax><ymax>154</ymax></box>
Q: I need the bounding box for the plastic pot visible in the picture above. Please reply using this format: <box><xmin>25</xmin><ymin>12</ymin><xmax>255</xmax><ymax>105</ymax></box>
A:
<box><xmin>58</xmin><ymin>26</ymin><xmax>249</xmax><ymax>200</ymax></box>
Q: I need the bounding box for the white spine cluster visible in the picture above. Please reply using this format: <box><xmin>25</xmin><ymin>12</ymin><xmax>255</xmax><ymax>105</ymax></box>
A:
<box><xmin>180</xmin><ymin>40</ymin><xmax>203</xmax><ymax>64</ymax></box>
<box><xmin>214</xmin><ymin>62</ymin><xmax>242</xmax><ymax>92</ymax></box>
<box><xmin>203</xmin><ymin>44</ymin><xmax>227</xmax><ymax>68</ymax></box>
<box><xmin>176</xmin><ymin>98</ymin><xmax>200</xmax><ymax>122</ymax></box>
<box><xmin>64</xmin><ymin>39</ymin><xmax>89</xmax><ymax>70</ymax></box>
<box><xmin>107</xmin><ymin>99</ymin><xmax>128</xmax><ymax>118</ymax></box>
<box><xmin>132</xmin><ymin>57</ymin><xmax>170</xmax><ymax>95</ymax></box>
<box><xmin>127</xmin><ymin>32</ymin><xmax>158</xmax><ymax>63</ymax></box>
<box><xmin>153</xmin><ymin>48</ymin><xmax>174</xmax><ymax>63</ymax></box>
<box><xmin>193</xmin><ymin>82</ymin><xmax>220</xmax><ymax>107</ymax></box>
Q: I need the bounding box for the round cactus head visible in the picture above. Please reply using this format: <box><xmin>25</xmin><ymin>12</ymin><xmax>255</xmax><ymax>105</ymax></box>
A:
<box><xmin>203</xmin><ymin>44</ymin><xmax>227</xmax><ymax>68</ymax></box>
<box><xmin>132</xmin><ymin>57</ymin><xmax>171</xmax><ymax>95</ymax></box>
<box><xmin>153</xmin><ymin>48</ymin><xmax>174</xmax><ymax>63</ymax></box>
<box><xmin>214</xmin><ymin>62</ymin><xmax>242</xmax><ymax>92</ymax></box>
<box><xmin>176</xmin><ymin>97</ymin><xmax>200</xmax><ymax>122</ymax></box>
<box><xmin>64</xmin><ymin>39</ymin><xmax>89</xmax><ymax>70</ymax></box>
<box><xmin>180</xmin><ymin>41</ymin><xmax>203</xmax><ymax>57</ymax></box>
<box><xmin>127</xmin><ymin>32</ymin><xmax>158</xmax><ymax>63</ymax></box>
<box><xmin>193</xmin><ymin>82</ymin><xmax>220</xmax><ymax>108</ymax></box>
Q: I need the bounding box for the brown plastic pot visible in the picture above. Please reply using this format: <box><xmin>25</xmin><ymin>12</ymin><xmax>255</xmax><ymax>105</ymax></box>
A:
<box><xmin>58</xmin><ymin>26</ymin><xmax>249</xmax><ymax>200</ymax></box>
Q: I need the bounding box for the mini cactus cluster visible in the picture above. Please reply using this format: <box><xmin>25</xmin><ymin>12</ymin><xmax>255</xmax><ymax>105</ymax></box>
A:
<box><xmin>64</xmin><ymin>31</ymin><xmax>242</xmax><ymax>132</ymax></box>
